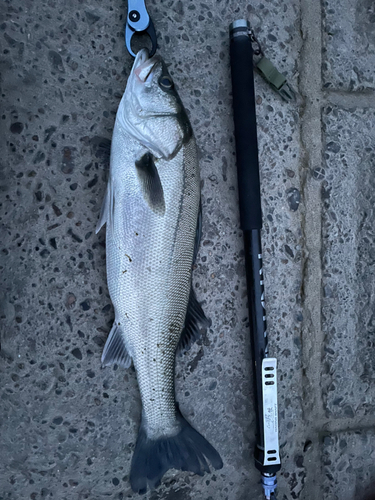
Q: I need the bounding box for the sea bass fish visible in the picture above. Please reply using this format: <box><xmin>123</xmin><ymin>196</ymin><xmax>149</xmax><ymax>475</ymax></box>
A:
<box><xmin>96</xmin><ymin>49</ymin><xmax>222</xmax><ymax>493</ymax></box>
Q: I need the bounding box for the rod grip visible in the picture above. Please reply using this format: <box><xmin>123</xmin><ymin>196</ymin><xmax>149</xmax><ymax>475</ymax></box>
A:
<box><xmin>230</xmin><ymin>29</ymin><xmax>262</xmax><ymax>230</ymax></box>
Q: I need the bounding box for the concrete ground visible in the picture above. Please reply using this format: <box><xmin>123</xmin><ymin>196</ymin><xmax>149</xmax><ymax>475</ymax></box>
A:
<box><xmin>1</xmin><ymin>0</ymin><xmax>374</xmax><ymax>499</ymax></box>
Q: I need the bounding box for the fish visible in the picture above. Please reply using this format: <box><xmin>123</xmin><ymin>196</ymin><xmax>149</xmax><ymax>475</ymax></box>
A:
<box><xmin>96</xmin><ymin>48</ymin><xmax>223</xmax><ymax>493</ymax></box>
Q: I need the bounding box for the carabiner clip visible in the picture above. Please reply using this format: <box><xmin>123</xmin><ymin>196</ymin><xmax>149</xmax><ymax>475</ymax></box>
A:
<box><xmin>125</xmin><ymin>0</ymin><xmax>157</xmax><ymax>58</ymax></box>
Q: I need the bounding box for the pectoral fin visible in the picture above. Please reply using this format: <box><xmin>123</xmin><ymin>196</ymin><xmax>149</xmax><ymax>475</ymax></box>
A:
<box><xmin>135</xmin><ymin>153</ymin><xmax>165</xmax><ymax>215</ymax></box>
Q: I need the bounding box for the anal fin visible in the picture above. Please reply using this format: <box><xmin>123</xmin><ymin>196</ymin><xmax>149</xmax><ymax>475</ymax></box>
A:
<box><xmin>177</xmin><ymin>287</ymin><xmax>211</xmax><ymax>353</ymax></box>
<box><xmin>101</xmin><ymin>322</ymin><xmax>132</xmax><ymax>369</ymax></box>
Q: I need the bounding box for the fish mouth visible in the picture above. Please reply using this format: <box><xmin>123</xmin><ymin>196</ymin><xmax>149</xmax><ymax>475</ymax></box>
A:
<box><xmin>134</xmin><ymin>49</ymin><xmax>161</xmax><ymax>83</ymax></box>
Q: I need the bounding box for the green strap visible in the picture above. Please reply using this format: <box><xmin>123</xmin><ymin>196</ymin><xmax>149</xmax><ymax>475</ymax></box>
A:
<box><xmin>256</xmin><ymin>57</ymin><xmax>286</xmax><ymax>90</ymax></box>
<box><xmin>256</xmin><ymin>57</ymin><xmax>295</xmax><ymax>101</ymax></box>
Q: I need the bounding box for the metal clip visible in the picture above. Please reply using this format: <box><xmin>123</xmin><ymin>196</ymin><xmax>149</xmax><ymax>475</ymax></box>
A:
<box><xmin>249</xmin><ymin>29</ymin><xmax>264</xmax><ymax>58</ymax></box>
<box><xmin>125</xmin><ymin>0</ymin><xmax>157</xmax><ymax>58</ymax></box>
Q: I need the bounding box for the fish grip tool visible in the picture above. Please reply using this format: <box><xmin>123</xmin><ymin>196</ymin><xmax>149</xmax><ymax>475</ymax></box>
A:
<box><xmin>229</xmin><ymin>19</ymin><xmax>281</xmax><ymax>499</ymax></box>
<box><xmin>125</xmin><ymin>0</ymin><xmax>157</xmax><ymax>57</ymax></box>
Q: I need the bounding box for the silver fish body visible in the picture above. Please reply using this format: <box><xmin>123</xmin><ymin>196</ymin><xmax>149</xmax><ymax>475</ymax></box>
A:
<box><xmin>96</xmin><ymin>50</ymin><xmax>222</xmax><ymax>492</ymax></box>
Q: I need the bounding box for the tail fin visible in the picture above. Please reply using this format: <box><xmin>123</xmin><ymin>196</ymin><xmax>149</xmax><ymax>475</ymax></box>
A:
<box><xmin>130</xmin><ymin>409</ymin><xmax>223</xmax><ymax>494</ymax></box>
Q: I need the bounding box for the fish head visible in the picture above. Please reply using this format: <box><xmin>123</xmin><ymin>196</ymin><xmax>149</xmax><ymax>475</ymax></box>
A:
<box><xmin>119</xmin><ymin>49</ymin><xmax>192</xmax><ymax>159</ymax></box>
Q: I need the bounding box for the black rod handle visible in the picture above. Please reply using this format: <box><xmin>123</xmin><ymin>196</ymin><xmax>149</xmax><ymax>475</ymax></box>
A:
<box><xmin>230</xmin><ymin>22</ymin><xmax>262</xmax><ymax>231</ymax></box>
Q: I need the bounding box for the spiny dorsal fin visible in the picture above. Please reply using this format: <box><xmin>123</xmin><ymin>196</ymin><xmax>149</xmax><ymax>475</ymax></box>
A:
<box><xmin>135</xmin><ymin>152</ymin><xmax>165</xmax><ymax>215</ymax></box>
<box><xmin>177</xmin><ymin>287</ymin><xmax>211</xmax><ymax>353</ymax></box>
<box><xmin>101</xmin><ymin>322</ymin><xmax>132</xmax><ymax>369</ymax></box>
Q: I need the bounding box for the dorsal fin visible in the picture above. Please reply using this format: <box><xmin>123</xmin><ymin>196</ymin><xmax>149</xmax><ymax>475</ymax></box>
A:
<box><xmin>135</xmin><ymin>153</ymin><xmax>165</xmax><ymax>215</ymax></box>
<box><xmin>193</xmin><ymin>200</ymin><xmax>202</xmax><ymax>262</ymax></box>
<box><xmin>177</xmin><ymin>287</ymin><xmax>211</xmax><ymax>353</ymax></box>
<box><xmin>177</xmin><ymin>204</ymin><xmax>209</xmax><ymax>353</ymax></box>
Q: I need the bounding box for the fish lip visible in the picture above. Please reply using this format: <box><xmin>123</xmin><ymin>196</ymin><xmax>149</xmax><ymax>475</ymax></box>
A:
<box><xmin>143</xmin><ymin>62</ymin><xmax>158</xmax><ymax>82</ymax></box>
<box><xmin>134</xmin><ymin>48</ymin><xmax>149</xmax><ymax>66</ymax></box>
<box><xmin>134</xmin><ymin>52</ymin><xmax>162</xmax><ymax>83</ymax></box>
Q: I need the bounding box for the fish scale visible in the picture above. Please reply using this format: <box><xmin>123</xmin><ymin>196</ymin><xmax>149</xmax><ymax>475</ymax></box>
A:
<box><xmin>97</xmin><ymin>49</ymin><xmax>222</xmax><ymax>493</ymax></box>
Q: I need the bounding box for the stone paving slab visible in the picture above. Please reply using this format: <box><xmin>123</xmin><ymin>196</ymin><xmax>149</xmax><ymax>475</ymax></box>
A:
<box><xmin>322</xmin><ymin>0</ymin><xmax>375</xmax><ymax>90</ymax></box>
<box><xmin>321</xmin><ymin>106</ymin><xmax>375</xmax><ymax>420</ymax></box>
<box><xmin>322</xmin><ymin>430</ymin><xmax>375</xmax><ymax>500</ymax></box>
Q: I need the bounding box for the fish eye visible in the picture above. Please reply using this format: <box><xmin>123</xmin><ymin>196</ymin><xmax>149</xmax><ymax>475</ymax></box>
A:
<box><xmin>158</xmin><ymin>75</ymin><xmax>174</xmax><ymax>90</ymax></box>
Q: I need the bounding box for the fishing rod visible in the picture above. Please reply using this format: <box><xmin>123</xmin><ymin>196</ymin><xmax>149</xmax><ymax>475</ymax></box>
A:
<box><xmin>229</xmin><ymin>20</ymin><xmax>281</xmax><ymax>499</ymax></box>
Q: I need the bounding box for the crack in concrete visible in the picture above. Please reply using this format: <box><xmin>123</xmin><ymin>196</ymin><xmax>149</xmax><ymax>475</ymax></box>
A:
<box><xmin>298</xmin><ymin>0</ymin><xmax>325</xmax><ymax>498</ymax></box>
